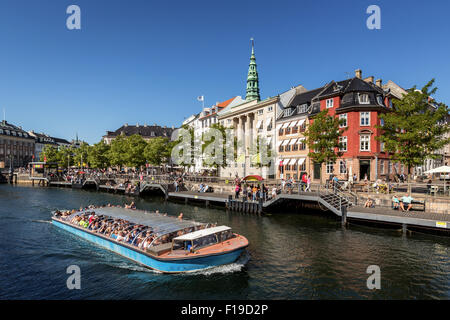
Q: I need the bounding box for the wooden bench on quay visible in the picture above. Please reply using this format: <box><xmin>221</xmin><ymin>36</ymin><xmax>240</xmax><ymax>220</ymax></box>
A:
<box><xmin>392</xmin><ymin>199</ymin><xmax>426</xmax><ymax>211</ymax></box>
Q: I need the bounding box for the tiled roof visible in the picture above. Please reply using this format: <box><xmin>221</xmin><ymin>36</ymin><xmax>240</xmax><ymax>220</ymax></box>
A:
<box><xmin>0</xmin><ymin>120</ymin><xmax>33</xmax><ymax>140</ymax></box>
<box><xmin>104</xmin><ymin>124</ymin><xmax>175</xmax><ymax>138</ymax></box>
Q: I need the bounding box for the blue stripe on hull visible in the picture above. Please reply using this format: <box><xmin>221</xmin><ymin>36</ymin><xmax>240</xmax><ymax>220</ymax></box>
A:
<box><xmin>52</xmin><ymin>220</ymin><xmax>245</xmax><ymax>273</ymax></box>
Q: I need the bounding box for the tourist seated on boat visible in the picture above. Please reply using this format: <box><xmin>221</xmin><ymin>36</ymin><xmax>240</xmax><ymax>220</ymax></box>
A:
<box><xmin>90</xmin><ymin>221</ymin><xmax>100</xmax><ymax>231</ymax></box>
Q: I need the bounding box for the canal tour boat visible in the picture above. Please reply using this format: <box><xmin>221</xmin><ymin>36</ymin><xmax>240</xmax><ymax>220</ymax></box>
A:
<box><xmin>51</xmin><ymin>206</ymin><xmax>249</xmax><ymax>273</ymax></box>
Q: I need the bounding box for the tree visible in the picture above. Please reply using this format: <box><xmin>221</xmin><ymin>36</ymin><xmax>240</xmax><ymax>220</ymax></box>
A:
<box><xmin>123</xmin><ymin>134</ymin><xmax>147</xmax><ymax>168</ymax></box>
<box><xmin>377</xmin><ymin>79</ymin><xmax>450</xmax><ymax>178</ymax></box>
<box><xmin>171</xmin><ymin>124</ymin><xmax>196</xmax><ymax>169</ymax></box>
<box><xmin>201</xmin><ymin>123</ymin><xmax>230</xmax><ymax>170</ymax></box>
<box><xmin>144</xmin><ymin>137</ymin><xmax>172</xmax><ymax>166</ymax></box>
<box><xmin>108</xmin><ymin>135</ymin><xmax>128</xmax><ymax>168</ymax></box>
<box><xmin>40</xmin><ymin>145</ymin><xmax>59</xmax><ymax>163</ymax></box>
<box><xmin>88</xmin><ymin>141</ymin><xmax>111</xmax><ymax>169</ymax></box>
<box><xmin>74</xmin><ymin>142</ymin><xmax>91</xmax><ymax>168</ymax></box>
<box><xmin>58</xmin><ymin>145</ymin><xmax>76</xmax><ymax>168</ymax></box>
<box><xmin>304</xmin><ymin>109</ymin><xmax>347</xmax><ymax>180</ymax></box>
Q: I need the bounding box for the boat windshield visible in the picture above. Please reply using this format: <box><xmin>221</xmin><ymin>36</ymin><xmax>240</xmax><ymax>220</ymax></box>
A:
<box><xmin>192</xmin><ymin>234</ymin><xmax>218</xmax><ymax>250</ymax></box>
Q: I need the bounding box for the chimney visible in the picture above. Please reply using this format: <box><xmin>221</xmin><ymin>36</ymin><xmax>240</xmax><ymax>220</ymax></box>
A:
<box><xmin>376</xmin><ymin>79</ymin><xmax>382</xmax><ymax>87</ymax></box>
<box><xmin>364</xmin><ymin>76</ymin><xmax>374</xmax><ymax>83</ymax></box>
<box><xmin>355</xmin><ymin>69</ymin><xmax>362</xmax><ymax>79</ymax></box>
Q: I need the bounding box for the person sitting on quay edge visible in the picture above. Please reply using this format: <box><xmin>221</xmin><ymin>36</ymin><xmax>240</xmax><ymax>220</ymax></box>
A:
<box><xmin>400</xmin><ymin>194</ymin><xmax>413</xmax><ymax>212</ymax></box>
<box><xmin>392</xmin><ymin>195</ymin><xmax>400</xmax><ymax>210</ymax></box>
<box><xmin>178</xmin><ymin>213</ymin><xmax>183</xmax><ymax>220</ymax></box>
<box><xmin>364</xmin><ymin>198</ymin><xmax>374</xmax><ymax>208</ymax></box>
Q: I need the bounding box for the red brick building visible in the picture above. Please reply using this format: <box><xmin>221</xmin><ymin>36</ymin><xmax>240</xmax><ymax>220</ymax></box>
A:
<box><xmin>306</xmin><ymin>70</ymin><xmax>396</xmax><ymax>182</ymax></box>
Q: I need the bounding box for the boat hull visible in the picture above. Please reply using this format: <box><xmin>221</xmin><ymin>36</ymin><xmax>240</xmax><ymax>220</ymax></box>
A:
<box><xmin>52</xmin><ymin>220</ymin><xmax>246</xmax><ymax>273</ymax></box>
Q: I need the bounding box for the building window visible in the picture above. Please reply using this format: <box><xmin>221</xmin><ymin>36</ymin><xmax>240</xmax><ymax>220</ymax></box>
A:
<box><xmin>292</xmin><ymin>126</ymin><xmax>298</xmax><ymax>134</ymax></box>
<box><xmin>376</xmin><ymin>95</ymin><xmax>384</xmax><ymax>105</ymax></box>
<box><xmin>279</xmin><ymin>127</ymin><xmax>284</xmax><ymax>136</ymax></box>
<box><xmin>360</xmin><ymin>135</ymin><xmax>370</xmax><ymax>151</ymax></box>
<box><xmin>285</xmin><ymin>127</ymin><xmax>291</xmax><ymax>135</ymax></box>
<box><xmin>227</xmin><ymin>119</ymin><xmax>232</xmax><ymax>124</ymax></box>
<box><xmin>285</xmin><ymin>145</ymin><xmax>291</xmax><ymax>152</ymax></box>
<box><xmin>339</xmin><ymin>160</ymin><xmax>347</xmax><ymax>174</ymax></box>
<box><xmin>379</xmin><ymin>118</ymin><xmax>384</xmax><ymax>126</ymax></box>
<box><xmin>339</xmin><ymin>114</ymin><xmax>347</xmax><ymax>128</ymax></box>
<box><xmin>268</xmin><ymin>106</ymin><xmax>273</xmax><ymax>112</ymax></box>
<box><xmin>299</xmin><ymin>161</ymin><xmax>306</xmax><ymax>171</ymax></box>
<box><xmin>380</xmin><ymin>141</ymin><xmax>385</xmax><ymax>152</ymax></box>
<box><xmin>326</xmin><ymin>99</ymin><xmax>334</xmax><ymax>108</ymax></box>
<box><xmin>360</xmin><ymin>112</ymin><xmax>370</xmax><ymax>126</ymax></box>
<box><xmin>258</xmin><ymin>109</ymin><xmax>263</xmax><ymax>115</ymax></box>
<box><xmin>299</xmin><ymin>121</ymin><xmax>306</xmax><ymax>132</ymax></box>
<box><xmin>358</xmin><ymin>93</ymin><xmax>370</xmax><ymax>104</ymax></box>
<box><xmin>298</xmin><ymin>140</ymin><xmax>306</xmax><ymax>150</ymax></box>
<box><xmin>380</xmin><ymin>161</ymin><xmax>385</xmax><ymax>174</ymax></box>
<box><xmin>297</xmin><ymin>104</ymin><xmax>308</xmax><ymax>114</ymax></box>
<box><xmin>279</xmin><ymin>145</ymin><xmax>284</xmax><ymax>152</ymax></box>
<box><xmin>292</xmin><ymin>143</ymin><xmax>298</xmax><ymax>151</ymax></box>
<box><xmin>339</xmin><ymin>136</ymin><xmax>347</xmax><ymax>152</ymax></box>
<box><xmin>284</xmin><ymin>108</ymin><xmax>294</xmax><ymax>117</ymax></box>
<box><xmin>326</xmin><ymin>161</ymin><xmax>334</xmax><ymax>174</ymax></box>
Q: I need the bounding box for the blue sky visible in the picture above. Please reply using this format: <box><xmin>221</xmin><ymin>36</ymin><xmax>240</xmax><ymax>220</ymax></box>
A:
<box><xmin>0</xmin><ymin>0</ymin><xmax>449</xmax><ymax>144</ymax></box>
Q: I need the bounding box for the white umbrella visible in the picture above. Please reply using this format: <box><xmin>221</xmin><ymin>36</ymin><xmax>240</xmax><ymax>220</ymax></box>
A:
<box><xmin>425</xmin><ymin>166</ymin><xmax>450</xmax><ymax>196</ymax></box>
<box><xmin>424</xmin><ymin>166</ymin><xmax>450</xmax><ymax>174</ymax></box>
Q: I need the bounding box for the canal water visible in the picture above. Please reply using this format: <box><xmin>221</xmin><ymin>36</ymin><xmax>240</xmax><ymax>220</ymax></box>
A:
<box><xmin>0</xmin><ymin>184</ymin><xmax>449</xmax><ymax>299</ymax></box>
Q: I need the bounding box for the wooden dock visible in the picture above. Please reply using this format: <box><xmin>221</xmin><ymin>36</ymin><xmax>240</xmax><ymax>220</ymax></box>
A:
<box><xmin>45</xmin><ymin>180</ymin><xmax>450</xmax><ymax>235</ymax></box>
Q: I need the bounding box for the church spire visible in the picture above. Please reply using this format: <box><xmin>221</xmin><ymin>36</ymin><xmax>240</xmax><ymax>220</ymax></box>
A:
<box><xmin>245</xmin><ymin>38</ymin><xmax>260</xmax><ymax>101</ymax></box>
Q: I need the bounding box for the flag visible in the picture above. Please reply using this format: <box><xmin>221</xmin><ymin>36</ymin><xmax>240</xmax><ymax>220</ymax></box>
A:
<box><xmin>197</xmin><ymin>95</ymin><xmax>204</xmax><ymax>102</ymax></box>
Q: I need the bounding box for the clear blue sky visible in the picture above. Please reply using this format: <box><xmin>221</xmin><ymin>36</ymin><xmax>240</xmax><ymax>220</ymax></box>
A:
<box><xmin>0</xmin><ymin>0</ymin><xmax>449</xmax><ymax>144</ymax></box>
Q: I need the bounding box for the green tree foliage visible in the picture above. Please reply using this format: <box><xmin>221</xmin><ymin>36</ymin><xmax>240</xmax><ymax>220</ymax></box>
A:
<box><xmin>304</xmin><ymin>109</ymin><xmax>347</xmax><ymax>167</ymax></box>
<box><xmin>172</xmin><ymin>125</ymin><xmax>196</xmax><ymax>169</ymax></box>
<box><xmin>40</xmin><ymin>145</ymin><xmax>59</xmax><ymax>163</ymax></box>
<box><xmin>74</xmin><ymin>142</ymin><xmax>90</xmax><ymax>168</ymax></box>
<box><xmin>144</xmin><ymin>137</ymin><xmax>172</xmax><ymax>166</ymax></box>
<box><xmin>108</xmin><ymin>134</ymin><xmax>128</xmax><ymax>168</ymax></box>
<box><xmin>201</xmin><ymin>123</ymin><xmax>229</xmax><ymax>169</ymax></box>
<box><xmin>88</xmin><ymin>141</ymin><xmax>111</xmax><ymax>169</ymax></box>
<box><xmin>123</xmin><ymin>134</ymin><xmax>147</xmax><ymax>168</ymax></box>
<box><xmin>58</xmin><ymin>146</ymin><xmax>76</xmax><ymax>168</ymax></box>
<box><xmin>377</xmin><ymin>79</ymin><xmax>450</xmax><ymax>175</ymax></box>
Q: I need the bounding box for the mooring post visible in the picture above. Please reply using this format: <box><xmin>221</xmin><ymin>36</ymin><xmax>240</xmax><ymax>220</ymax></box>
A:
<box><xmin>258</xmin><ymin>198</ymin><xmax>263</xmax><ymax>214</ymax></box>
<box><xmin>341</xmin><ymin>206</ymin><xmax>347</xmax><ymax>227</ymax></box>
<box><xmin>402</xmin><ymin>223</ymin><xmax>407</xmax><ymax>235</ymax></box>
<box><xmin>185</xmin><ymin>197</ymin><xmax>188</xmax><ymax>204</ymax></box>
<box><xmin>205</xmin><ymin>200</ymin><xmax>209</xmax><ymax>207</ymax></box>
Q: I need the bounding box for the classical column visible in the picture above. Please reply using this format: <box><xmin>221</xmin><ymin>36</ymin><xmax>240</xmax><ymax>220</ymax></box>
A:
<box><xmin>245</xmin><ymin>114</ymin><xmax>252</xmax><ymax>155</ymax></box>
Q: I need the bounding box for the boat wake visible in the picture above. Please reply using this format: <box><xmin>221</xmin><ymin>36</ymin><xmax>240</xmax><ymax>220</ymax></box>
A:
<box><xmin>32</xmin><ymin>219</ymin><xmax>52</xmax><ymax>224</ymax></box>
<box><xmin>183</xmin><ymin>250</ymin><xmax>251</xmax><ymax>276</ymax></box>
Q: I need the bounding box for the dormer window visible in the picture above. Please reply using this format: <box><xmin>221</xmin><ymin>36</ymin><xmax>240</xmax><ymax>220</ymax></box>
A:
<box><xmin>358</xmin><ymin>93</ymin><xmax>370</xmax><ymax>104</ymax></box>
<box><xmin>284</xmin><ymin>108</ymin><xmax>294</xmax><ymax>117</ymax></box>
<box><xmin>297</xmin><ymin>104</ymin><xmax>308</xmax><ymax>114</ymax></box>
<box><xmin>12</xmin><ymin>131</ymin><xmax>16</xmax><ymax>136</ymax></box>
<box><xmin>326</xmin><ymin>99</ymin><xmax>334</xmax><ymax>108</ymax></box>
<box><xmin>376</xmin><ymin>95</ymin><xmax>384</xmax><ymax>106</ymax></box>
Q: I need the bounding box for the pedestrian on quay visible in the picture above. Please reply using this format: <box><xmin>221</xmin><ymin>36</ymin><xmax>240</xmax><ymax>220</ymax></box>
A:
<box><xmin>305</xmin><ymin>175</ymin><xmax>311</xmax><ymax>192</ymax></box>
<box><xmin>235</xmin><ymin>184</ymin><xmax>240</xmax><ymax>199</ymax></box>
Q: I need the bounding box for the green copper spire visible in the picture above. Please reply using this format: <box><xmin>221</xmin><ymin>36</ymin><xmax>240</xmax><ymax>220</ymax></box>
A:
<box><xmin>245</xmin><ymin>38</ymin><xmax>260</xmax><ymax>101</ymax></box>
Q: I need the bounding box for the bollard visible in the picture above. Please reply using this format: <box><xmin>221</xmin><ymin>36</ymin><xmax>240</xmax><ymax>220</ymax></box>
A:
<box><xmin>341</xmin><ymin>206</ymin><xmax>347</xmax><ymax>227</ymax></box>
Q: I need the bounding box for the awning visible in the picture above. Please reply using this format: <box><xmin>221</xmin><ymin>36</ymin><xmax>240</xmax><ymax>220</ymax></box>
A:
<box><xmin>266</xmin><ymin>136</ymin><xmax>272</xmax><ymax>145</ymax></box>
<box><xmin>265</xmin><ymin>118</ymin><xmax>272</xmax><ymax>127</ymax></box>
<box><xmin>276</xmin><ymin>124</ymin><xmax>282</xmax><ymax>130</ymax></box>
<box><xmin>297</xmin><ymin>119</ymin><xmax>306</xmax><ymax>127</ymax></box>
<box><xmin>297</xmin><ymin>158</ymin><xmax>306</xmax><ymax>166</ymax></box>
<box><xmin>281</xmin><ymin>122</ymin><xmax>290</xmax><ymax>129</ymax></box>
<box><xmin>298</xmin><ymin>137</ymin><xmax>306</xmax><ymax>141</ymax></box>
<box><xmin>289</xmin><ymin>159</ymin><xmax>298</xmax><ymax>165</ymax></box>
<box><xmin>256</xmin><ymin>120</ymin><xmax>263</xmax><ymax>129</ymax></box>
<box><xmin>289</xmin><ymin>138</ymin><xmax>298</xmax><ymax>145</ymax></box>
<box><xmin>282</xmin><ymin>139</ymin><xmax>290</xmax><ymax>146</ymax></box>
<box><xmin>277</xmin><ymin>140</ymin><xmax>283</xmax><ymax>147</ymax></box>
<box><xmin>289</xmin><ymin>120</ymin><xmax>298</xmax><ymax>128</ymax></box>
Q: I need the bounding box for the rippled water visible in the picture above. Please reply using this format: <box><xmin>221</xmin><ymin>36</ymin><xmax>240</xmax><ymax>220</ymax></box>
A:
<box><xmin>0</xmin><ymin>184</ymin><xmax>449</xmax><ymax>299</ymax></box>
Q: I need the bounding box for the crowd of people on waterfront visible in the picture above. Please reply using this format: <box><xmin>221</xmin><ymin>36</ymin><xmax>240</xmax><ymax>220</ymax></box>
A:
<box><xmin>53</xmin><ymin>203</ymin><xmax>212</xmax><ymax>251</ymax></box>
